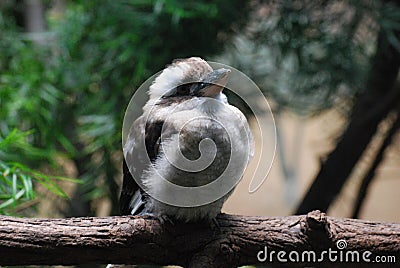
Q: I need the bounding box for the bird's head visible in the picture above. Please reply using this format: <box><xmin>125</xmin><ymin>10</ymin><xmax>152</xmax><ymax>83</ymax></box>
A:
<box><xmin>148</xmin><ymin>57</ymin><xmax>230</xmax><ymax>104</ymax></box>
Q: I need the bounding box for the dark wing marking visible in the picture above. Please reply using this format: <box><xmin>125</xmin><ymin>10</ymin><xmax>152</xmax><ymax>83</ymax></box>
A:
<box><xmin>119</xmin><ymin>115</ymin><xmax>164</xmax><ymax>215</ymax></box>
<box><xmin>120</xmin><ymin>116</ymin><xmax>144</xmax><ymax>215</ymax></box>
<box><xmin>145</xmin><ymin>120</ymin><xmax>163</xmax><ymax>160</ymax></box>
<box><xmin>120</xmin><ymin>157</ymin><xmax>140</xmax><ymax>215</ymax></box>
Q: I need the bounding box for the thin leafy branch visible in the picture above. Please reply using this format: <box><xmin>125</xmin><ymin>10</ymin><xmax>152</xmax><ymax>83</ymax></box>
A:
<box><xmin>0</xmin><ymin>130</ymin><xmax>79</xmax><ymax>215</ymax></box>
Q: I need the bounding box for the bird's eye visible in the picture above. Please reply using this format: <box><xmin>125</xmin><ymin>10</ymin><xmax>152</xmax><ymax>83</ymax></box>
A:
<box><xmin>176</xmin><ymin>84</ymin><xmax>191</xmax><ymax>95</ymax></box>
<box><xmin>199</xmin><ymin>82</ymin><xmax>211</xmax><ymax>89</ymax></box>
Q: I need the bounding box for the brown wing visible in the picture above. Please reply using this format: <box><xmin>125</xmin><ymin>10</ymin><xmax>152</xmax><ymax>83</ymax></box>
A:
<box><xmin>120</xmin><ymin>157</ymin><xmax>140</xmax><ymax>215</ymax></box>
<box><xmin>120</xmin><ymin>115</ymin><xmax>163</xmax><ymax>215</ymax></box>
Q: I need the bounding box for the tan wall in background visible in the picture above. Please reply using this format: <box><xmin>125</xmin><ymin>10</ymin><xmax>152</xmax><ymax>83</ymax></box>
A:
<box><xmin>223</xmin><ymin>110</ymin><xmax>400</xmax><ymax>222</ymax></box>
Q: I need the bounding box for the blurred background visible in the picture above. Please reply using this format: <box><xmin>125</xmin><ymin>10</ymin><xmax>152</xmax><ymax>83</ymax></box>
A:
<box><xmin>1</xmin><ymin>0</ymin><xmax>399</xmax><ymax>230</ymax></box>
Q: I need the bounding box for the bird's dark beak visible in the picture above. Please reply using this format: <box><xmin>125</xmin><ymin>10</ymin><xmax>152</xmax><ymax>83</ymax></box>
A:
<box><xmin>192</xmin><ymin>68</ymin><xmax>231</xmax><ymax>97</ymax></box>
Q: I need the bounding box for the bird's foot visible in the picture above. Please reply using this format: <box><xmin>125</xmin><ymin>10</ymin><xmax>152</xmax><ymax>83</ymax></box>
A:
<box><xmin>158</xmin><ymin>214</ymin><xmax>175</xmax><ymax>225</ymax></box>
<box><xmin>210</xmin><ymin>217</ymin><xmax>222</xmax><ymax>235</ymax></box>
<box><xmin>137</xmin><ymin>211</ymin><xmax>156</xmax><ymax>219</ymax></box>
<box><xmin>137</xmin><ymin>211</ymin><xmax>175</xmax><ymax>226</ymax></box>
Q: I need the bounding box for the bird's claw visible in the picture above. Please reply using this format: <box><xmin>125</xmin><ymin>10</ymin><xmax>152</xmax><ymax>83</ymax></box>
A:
<box><xmin>158</xmin><ymin>214</ymin><xmax>175</xmax><ymax>225</ymax></box>
<box><xmin>211</xmin><ymin>217</ymin><xmax>222</xmax><ymax>235</ymax></box>
<box><xmin>137</xmin><ymin>211</ymin><xmax>174</xmax><ymax>225</ymax></box>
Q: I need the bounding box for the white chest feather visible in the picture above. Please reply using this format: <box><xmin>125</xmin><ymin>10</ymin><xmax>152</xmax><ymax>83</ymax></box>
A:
<box><xmin>141</xmin><ymin>97</ymin><xmax>253</xmax><ymax>221</ymax></box>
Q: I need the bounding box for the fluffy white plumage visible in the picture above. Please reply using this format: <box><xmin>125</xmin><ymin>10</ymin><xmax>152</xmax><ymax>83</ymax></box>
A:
<box><xmin>121</xmin><ymin>57</ymin><xmax>254</xmax><ymax>222</ymax></box>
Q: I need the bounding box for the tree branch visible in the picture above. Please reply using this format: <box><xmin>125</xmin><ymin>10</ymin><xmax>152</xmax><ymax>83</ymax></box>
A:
<box><xmin>0</xmin><ymin>211</ymin><xmax>399</xmax><ymax>267</ymax></box>
<box><xmin>352</xmin><ymin>109</ymin><xmax>400</xmax><ymax>218</ymax></box>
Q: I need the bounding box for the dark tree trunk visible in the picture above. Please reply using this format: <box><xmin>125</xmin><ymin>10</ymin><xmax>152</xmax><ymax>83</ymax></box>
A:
<box><xmin>23</xmin><ymin>0</ymin><xmax>46</xmax><ymax>33</ymax></box>
<box><xmin>13</xmin><ymin>0</ymin><xmax>46</xmax><ymax>32</ymax></box>
<box><xmin>352</xmin><ymin>109</ymin><xmax>400</xmax><ymax>218</ymax></box>
<box><xmin>295</xmin><ymin>29</ymin><xmax>400</xmax><ymax>215</ymax></box>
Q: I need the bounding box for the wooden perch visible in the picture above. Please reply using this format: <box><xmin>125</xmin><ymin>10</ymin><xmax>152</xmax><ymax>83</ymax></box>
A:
<box><xmin>0</xmin><ymin>210</ymin><xmax>398</xmax><ymax>267</ymax></box>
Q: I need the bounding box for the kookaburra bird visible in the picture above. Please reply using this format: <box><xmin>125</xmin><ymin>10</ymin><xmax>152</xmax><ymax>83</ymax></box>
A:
<box><xmin>121</xmin><ymin>57</ymin><xmax>254</xmax><ymax>223</ymax></box>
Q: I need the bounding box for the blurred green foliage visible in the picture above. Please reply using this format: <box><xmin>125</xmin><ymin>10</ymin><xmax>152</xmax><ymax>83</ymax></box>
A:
<box><xmin>1</xmin><ymin>5</ymin><xmax>76</xmax><ymax>215</ymax></box>
<box><xmin>3</xmin><ymin>0</ymin><xmax>398</xmax><ymax>216</ymax></box>
<box><xmin>217</xmin><ymin>0</ymin><xmax>400</xmax><ymax>115</ymax></box>
<box><xmin>0</xmin><ymin>0</ymin><xmax>251</xmax><ymax>216</ymax></box>
<box><xmin>0</xmin><ymin>130</ymin><xmax>78</xmax><ymax>215</ymax></box>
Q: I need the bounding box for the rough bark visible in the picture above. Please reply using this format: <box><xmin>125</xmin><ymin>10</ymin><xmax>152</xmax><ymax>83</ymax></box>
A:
<box><xmin>0</xmin><ymin>211</ymin><xmax>398</xmax><ymax>267</ymax></box>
